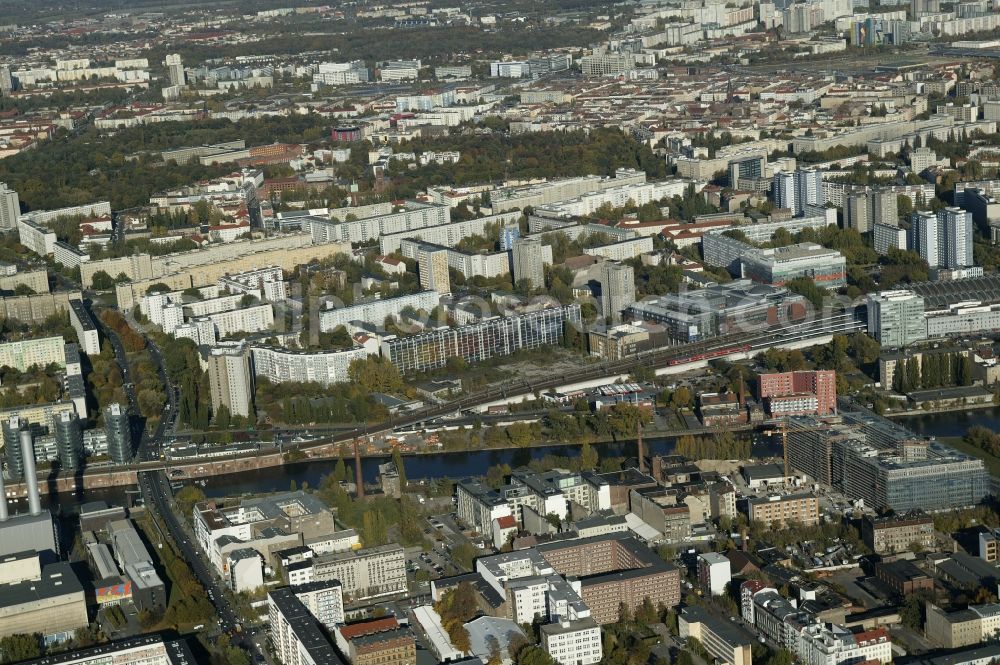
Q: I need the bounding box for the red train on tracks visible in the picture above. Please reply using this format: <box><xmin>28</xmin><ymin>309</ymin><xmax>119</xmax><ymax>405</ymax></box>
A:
<box><xmin>667</xmin><ymin>344</ymin><xmax>751</xmax><ymax>366</ymax></box>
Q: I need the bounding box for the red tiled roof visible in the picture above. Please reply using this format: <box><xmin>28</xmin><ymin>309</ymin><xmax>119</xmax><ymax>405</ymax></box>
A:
<box><xmin>339</xmin><ymin>617</ymin><xmax>399</xmax><ymax>640</ymax></box>
<box><xmin>496</xmin><ymin>515</ymin><xmax>517</xmax><ymax>529</ymax></box>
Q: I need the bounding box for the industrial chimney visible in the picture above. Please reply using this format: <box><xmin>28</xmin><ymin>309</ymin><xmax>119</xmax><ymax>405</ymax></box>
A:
<box><xmin>0</xmin><ymin>472</ymin><xmax>8</xmax><ymax>521</ymax></box>
<box><xmin>637</xmin><ymin>421</ymin><xmax>646</xmax><ymax>475</ymax></box>
<box><xmin>354</xmin><ymin>438</ymin><xmax>365</xmax><ymax>499</ymax></box>
<box><xmin>20</xmin><ymin>428</ymin><xmax>41</xmax><ymax>516</ymax></box>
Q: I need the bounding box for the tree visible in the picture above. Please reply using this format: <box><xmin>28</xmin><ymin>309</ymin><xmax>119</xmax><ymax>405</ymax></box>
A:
<box><xmin>91</xmin><ymin>270</ymin><xmax>114</xmax><ymax>290</ymax></box>
<box><xmin>347</xmin><ymin>356</ymin><xmax>403</xmax><ymax>394</ymax></box>
<box><xmin>215</xmin><ymin>404</ymin><xmax>231</xmax><ymax>429</ymax></box>
<box><xmin>670</xmin><ymin>386</ymin><xmax>692</xmax><ymax>409</ymax></box>
<box><xmin>452</xmin><ymin>542</ymin><xmax>477</xmax><ymax>570</ymax></box>
<box><xmin>907</xmin><ymin>353</ymin><xmax>921</xmax><ymax>391</ymax></box>
<box><xmin>174</xmin><ymin>485</ymin><xmax>206</xmax><ymax>522</ymax></box>
<box><xmin>391</xmin><ymin>447</ymin><xmax>407</xmax><ymax>491</ymax></box>
<box><xmin>0</xmin><ymin>634</ymin><xmax>41</xmax><ymax>663</ymax></box>
<box><xmin>516</xmin><ymin>646</ymin><xmax>559</xmax><ymax>665</ymax></box>
<box><xmin>580</xmin><ymin>441</ymin><xmax>598</xmax><ymax>470</ymax></box>
<box><xmin>959</xmin><ymin>354</ymin><xmax>974</xmax><ymax>387</ymax></box>
<box><xmin>897</xmin><ymin>195</ymin><xmax>913</xmax><ymax>218</ymax></box>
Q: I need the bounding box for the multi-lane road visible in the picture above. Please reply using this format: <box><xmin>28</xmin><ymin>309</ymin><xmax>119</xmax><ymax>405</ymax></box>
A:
<box><xmin>93</xmin><ymin>303</ymin><xmax>268</xmax><ymax>661</ymax></box>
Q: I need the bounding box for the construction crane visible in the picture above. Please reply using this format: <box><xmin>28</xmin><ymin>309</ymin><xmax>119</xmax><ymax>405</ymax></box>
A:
<box><xmin>765</xmin><ymin>417</ymin><xmax>835</xmax><ymax>479</ymax></box>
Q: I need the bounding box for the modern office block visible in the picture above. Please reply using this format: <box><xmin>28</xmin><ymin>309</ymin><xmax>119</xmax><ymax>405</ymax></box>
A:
<box><xmin>104</xmin><ymin>403</ymin><xmax>131</xmax><ymax>465</ymax></box>
<box><xmin>1</xmin><ymin>416</ymin><xmax>27</xmax><ymax>479</ymax></box>
<box><xmin>866</xmin><ymin>290</ymin><xmax>926</xmax><ymax>347</ymax></box>
<box><xmin>728</xmin><ymin>155</ymin><xmax>765</xmax><ymax>188</ymax></box>
<box><xmin>740</xmin><ymin>243</ymin><xmax>846</xmax><ymax>287</ymax></box>
<box><xmin>54</xmin><ymin>411</ymin><xmax>83</xmax><ymax>470</ymax></box>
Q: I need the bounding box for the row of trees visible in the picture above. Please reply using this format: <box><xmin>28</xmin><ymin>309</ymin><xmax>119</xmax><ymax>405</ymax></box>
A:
<box><xmin>675</xmin><ymin>432</ymin><xmax>751</xmax><ymax>460</ymax></box>
<box><xmin>97</xmin><ymin>309</ymin><xmax>145</xmax><ymax>353</ymax></box>
<box><xmin>891</xmin><ymin>352</ymin><xmax>973</xmax><ymax>394</ymax></box>
<box><xmin>964</xmin><ymin>426</ymin><xmax>1000</xmax><ymax>459</ymax></box>
<box><xmin>543</xmin><ymin>403</ymin><xmax>650</xmax><ymax>442</ymax></box>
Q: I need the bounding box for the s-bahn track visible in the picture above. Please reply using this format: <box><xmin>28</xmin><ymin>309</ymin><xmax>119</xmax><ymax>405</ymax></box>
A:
<box><xmin>120</xmin><ymin>312</ymin><xmax>863</xmax><ymax>474</ymax></box>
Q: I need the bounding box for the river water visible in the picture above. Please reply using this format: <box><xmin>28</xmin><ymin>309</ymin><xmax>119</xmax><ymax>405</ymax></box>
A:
<box><xmin>37</xmin><ymin>407</ymin><xmax>1000</xmax><ymax>513</ymax></box>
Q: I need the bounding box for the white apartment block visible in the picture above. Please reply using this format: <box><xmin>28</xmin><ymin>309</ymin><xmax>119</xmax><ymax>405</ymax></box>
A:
<box><xmin>53</xmin><ymin>241</ymin><xmax>90</xmax><ymax>269</ymax></box>
<box><xmin>139</xmin><ymin>286</ymin><xmax>220</xmax><ymax>327</ymax></box>
<box><xmin>584</xmin><ymin>236</ymin><xmax>654</xmax><ymax>261</ymax></box>
<box><xmin>218</xmin><ymin>266</ymin><xmax>287</xmax><ymax>302</ymax></box>
<box><xmin>21</xmin><ymin>201</ymin><xmax>111</xmax><ymax>226</ymax></box>
<box><xmin>541</xmin><ymin>618</ymin><xmax>603</xmax><ymax>665</ymax></box>
<box><xmin>318</xmin><ymin>290</ymin><xmax>440</xmax><ymax>332</ymax></box>
<box><xmin>24</xmin><ymin>636</ymin><xmax>196</xmax><ymax>665</ymax></box>
<box><xmin>797</xmin><ymin>623</ymin><xmax>892</xmax><ymax>665</ymax></box>
<box><xmin>698</xmin><ymin>552</ymin><xmax>732</xmax><ymax>596</ymax></box>
<box><xmin>268</xmin><ymin>588</ymin><xmax>342</xmax><ymax>665</ymax></box>
<box><xmin>68</xmin><ymin>300</ymin><xmax>101</xmax><ymax>355</ymax></box>
<box><xmin>313</xmin><ymin>61</ymin><xmax>370</xmax><ymax>85</ymax></box>
<box><xmin>292</xmin><ymin>580</ymin><xmax>345</xmax><ymax>630</ymax></box>
<box><xmin>457</xmin><ymin>479</ymin><xmax>515</xmax><ymax>535</ymax></box>
<box><xmin>0</xmin><ymin>336</ymin><xmax>65</xmax><ymax>371</ymax></box>
<box><xmin>17</xmin><ymin>219</ymin><xmax>57</xmax><ymax>256</ymax></box>
<box><xmin>377</xmin><ymin>211</ymin><xmax>521</xmax><ymax>254</ymax></box>
<box><xmin>492</xmin><ymin>170</ymin><xmax>647</xmax><ymax>213</ymax></box>
<box><xmin>311</xmin><ymin>545</ymin><xmax>407</xmax><ymax>600</ymax></box>
<box><xmin>475</xmin><ymin>550</ymin><xmax>555</xmax><ymax>598</ymax></box>
<box><xmin>490</xmin><ymin>61</ymin><xmax>530</xmax><ymax>77</ymax></box>
<box><xmin>206</xmin><ymin>346</ymin><xmax>253</xmax><ymax>419</ymax></box>
<box><xmin>399</xmin><ymin>239</ymin><xmax>515</xmax><ymax>281</ymax></box>
<box><xmin>250</xmin><ymin>345</ymin><xmax>367</xmax><ymax>387</ymax></box>
<box><xmin>507</xmin><ymin>576</ymin><xmax>551</xmax><ymax>624</ymax></box>
<box><xmin>199</xmin><ymin>304</ymin><xmax>274</xmax><ymax>340</ymax></box>
<box><xmin>512</xmin><ymin>237</ymin><xmax>547</xmax><ymax>289</ymax></box>
<box><xmin>183</xmin><ymin>294</ymin><xmax>245</xmax><ymax>318</ymax></box>
<box><xmin>874</xmin><ymin>223</ymin><xmax>907</xmax><ymax>255</ymax></box>
<box><xmin>534</xmin><ymin>181</ymin><xmax>689</xmax><ymax>218</ymax></box>
<box><xmin>306</xmin><ymin>203</ymin><xmax>449</xmax><ymax>244</ymax></box>
<box><xmin>162</xmin><ymin>305</ymin><xmax>184</xmax><ymax>334</ymax></box>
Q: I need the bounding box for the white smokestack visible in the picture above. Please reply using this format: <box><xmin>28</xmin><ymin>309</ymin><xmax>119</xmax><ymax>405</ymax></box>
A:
<box><xmin>0</xmin><ymin>472</ymin><xmax>7</xmax><ymax>521</ymax></box>
<box><xmin>19</xmin><ymin>429</ymin><xmax>41</xmax><ymax>516</ymax></box>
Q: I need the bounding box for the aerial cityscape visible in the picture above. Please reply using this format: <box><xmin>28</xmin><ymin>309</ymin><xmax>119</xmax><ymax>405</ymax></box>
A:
<box><xmin>3</xmin><ymin>1</ymin><xmax>1000</xmax><ymax>665</ymax></box>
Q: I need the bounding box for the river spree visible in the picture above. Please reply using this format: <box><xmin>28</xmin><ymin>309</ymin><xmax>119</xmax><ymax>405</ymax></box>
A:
<box><xmin>35</xmin><ymin>406</ymin><xmax>1000</xmax><ymax>513</ymax></box>
<box><xmin>899</xmin><ymin>405</ymin><xmax>1000</xmax><ymax>439</ymax></box>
